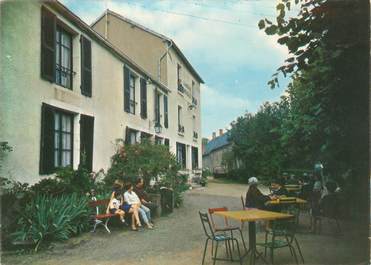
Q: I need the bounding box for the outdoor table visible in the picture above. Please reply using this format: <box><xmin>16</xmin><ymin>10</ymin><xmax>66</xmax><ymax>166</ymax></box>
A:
<box><xmin>266</xmin><ymin>197</ymin><xmax>307</xmax><ymax>205</ymax></box>
<box><xmin>215</xmin><ymin>209</ymin><xmax>293</xmax><ymax>265</ymax></box>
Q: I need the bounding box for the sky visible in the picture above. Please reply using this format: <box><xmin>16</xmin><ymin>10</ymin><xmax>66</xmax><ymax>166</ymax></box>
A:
<box><xmin>61</xmin><ymin>0</ymin><xmax>291</xmax><ymax>139</ymax></box>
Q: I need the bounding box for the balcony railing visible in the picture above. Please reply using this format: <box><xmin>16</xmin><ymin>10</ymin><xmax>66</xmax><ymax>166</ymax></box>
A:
<box><xmin>193</xmin><ymin>131</ymin><xmax>198</xmax><ymax>139</ymax></box>
<box><xmin>178</xmin><ymin>124</ymin><xmax>185</xmax><ymax>134</ymax></box>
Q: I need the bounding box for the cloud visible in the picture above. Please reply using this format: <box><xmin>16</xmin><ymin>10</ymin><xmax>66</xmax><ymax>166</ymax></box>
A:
<box><xmin>201</xmin><ymin>84</ymin><xmax>249</xmax><ymax>111</ymax></box>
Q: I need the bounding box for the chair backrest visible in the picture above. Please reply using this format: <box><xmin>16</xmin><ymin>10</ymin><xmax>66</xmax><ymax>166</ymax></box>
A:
<box><xmin>199</xmin><ymin>211</ymin><xmax>215</xmax><ymax>239</ymax></box>
<box><xmin>240</xmin><ymin>195</ymin><xmax>246</xmax><ymax>210</ymax></box>
<box><xmin>208</xmin><ymin>207</ymin><xmax>229</xmax><ymax>228</ymax></box>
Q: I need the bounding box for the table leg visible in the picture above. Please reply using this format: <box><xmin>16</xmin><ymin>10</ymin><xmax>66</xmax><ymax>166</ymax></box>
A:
<box><xmin>248</xmin><ymin>221</ymin><xmax>269</xmax><ymax>265</ymax></box>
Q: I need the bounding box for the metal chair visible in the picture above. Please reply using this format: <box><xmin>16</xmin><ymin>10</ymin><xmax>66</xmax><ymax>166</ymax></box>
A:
<box><xmin>258</xmin><ymin>206</ymin><xmax>304</xmax><ymax>264</ymax></box>
<box><xmin>208</xmin><ymin>207</ymin><xmax>247</xmax><ymax>254</ymax></box>
<box><xmin>199</xmin><ymin>211</ymin><xmax>243</xmax><ymax>265</ymax></box>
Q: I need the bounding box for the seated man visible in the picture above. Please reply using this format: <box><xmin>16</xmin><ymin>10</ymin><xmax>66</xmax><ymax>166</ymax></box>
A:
<box><xmin>270</xmin><ymin>178</ymin><xmax>289</xmax><ymax>197</ymax></box>
<box><xmin>320</xmin><ymin>180</ymin><xmax>339</xmax><ymax>218</ymax></box>
<box><xmin>124</xmin><ymin>183</ymin><xmax>153</xmax><ymax>229</ymax></box>
<box><xmin>134</xmin><ymin>177</ymin><xmax>158</xmax><ymax>215</ymax></box>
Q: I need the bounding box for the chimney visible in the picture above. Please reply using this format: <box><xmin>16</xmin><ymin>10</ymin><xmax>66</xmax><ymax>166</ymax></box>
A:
<box><xmin>219</xmin><ymin>129</ymin><xmax>223</xmax><ymax>136</ymax></box>
<box><xmin>212</xmin><ymin>132</ymin><xmax>216</xmax><ymax>139</ymax></box>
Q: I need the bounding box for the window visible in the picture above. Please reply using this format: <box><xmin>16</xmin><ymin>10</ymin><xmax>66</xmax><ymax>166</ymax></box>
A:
<box><xmin>54</xmin><ymin>111</ymin><xmax>73</xmax><ymax>167</ymax></box>
<box><xmin>129</xmin><ymin>75</ymin><xmax>136</xmax><ymax>114</ymax></box>
<box><xmin>192</xmin><ymin>81</ymin><xmax>197</xmax><ymax>106</ymax></box>
<box><xmin>125</xmin><ymin>127</ymin><xmax>138</xmax><ymax>144</ymax></box>
<box><xmin>192</xmin><ymin>147</ymin><xmax>199</xmax><ymax>169</ymax></box>
<box><xmin>123</xmin><ymin>67</ymin><xmax>136</xmax><ymax>114</ymax></box>
<box><xmin>155</xmin><ymin>136</ymin><xmax>163</xmax><ymax>145</ymax></box>
<box><xmin>55</xmin><ymin>26</ymin><xmax>72</xmax><ymax>88</ymax></box>
<box><xmin>40</xmin><ymin>104</ymin><xmax>74</xmax><ymax>174</ymax></box>
<box><xmin>178</xmin><ymin>106</ymin><xmax>184</xmax><ymax>133</ymax></box>
<box><xmin>164</xmin><ymin>138</ymin><xmax>170</xmax><ymax>148</ymax></box>
<box><xmin>177</xmin><ymin>64</ymin><xmax>183</xmax><ymax>92</ymax></box>
<box><xmin>154</xmin><ymin>91</ymin><xmax>161</xmax><ymax>125</ymax></box>
<box><xmin>80</xmin><ymin>115</ymin><xmax>94</xmax><ymax>172</ymax></box>
<box><xmin>176</xmin><ymin>142</ymin><xmax>186</xmax><ymax>168</ymax></box>
<box><xmin>41</xmin><ymin>7</ymin><xmax>77</xmax><ymax>89</ymax></box>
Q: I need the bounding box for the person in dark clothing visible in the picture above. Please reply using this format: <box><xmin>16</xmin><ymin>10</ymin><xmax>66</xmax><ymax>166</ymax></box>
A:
<box><xmin>134</xmin><ymin>177</ymin><xmax>158</xmax><ymax>215</ymax></box>
<box><xmin>270</xmin><ymin>178</ymin><xmax>289</xmax><ymax>197</ymax></box>
<box><xmin>245</xmin><ymin>177</ymin><xmax>271</xmax><ymax>209</ymax></box>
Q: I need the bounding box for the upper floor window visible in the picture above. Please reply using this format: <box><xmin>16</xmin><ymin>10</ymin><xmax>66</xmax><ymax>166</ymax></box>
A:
<box><xmin>177</xmin><ymin>64</ymin><xmax>184</xmax><ymax>92</ymax></box>
<box><xmin>178</xmin><ymin>106</ymin><xmax>184</xmax><ymax>133</ymax></box>
<box><xmin>55</xmin><ymin>26</ymin><xmax>72</xmax><ymax>89</ymax></box>
<box><xmin>129</xmin><ymin>75</ymin><xmax>136</xmax><ymax>114</ymax></box>
<box><xmin>124</xmin><ymin>67</ymin><xmax>136</xmax><ymax>114</ymax></box>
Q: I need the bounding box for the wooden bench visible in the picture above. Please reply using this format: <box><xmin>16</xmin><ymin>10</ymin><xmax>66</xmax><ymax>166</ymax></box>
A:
<box><xmin>89</xmin><ymin>197</ymin><xmax>120</xmax><ymax>233</ymax></box>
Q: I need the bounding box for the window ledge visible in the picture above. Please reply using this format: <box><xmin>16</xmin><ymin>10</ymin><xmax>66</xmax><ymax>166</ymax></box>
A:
<box><xmin>178</xmin><ymin>132</ymin><xmax>184</xmax><ymax>137</ymax></box>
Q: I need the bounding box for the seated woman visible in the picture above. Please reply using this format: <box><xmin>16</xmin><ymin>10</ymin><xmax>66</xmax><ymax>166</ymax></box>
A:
<box><xmin>124</xmin><ymin>183</ymin><xmax>153</xmax><ymax>229</ymax></box>
<box><xmin>245</xmin><ymin>177</ymin><xmax>271</xmax><ymax>209</ymax></box>
<box><xmin>108</xmin><ymin>180</ymin><xmax>141</xmax><ymax>231</ymax></box>
<box><xmin>107</xmin><ymin>180</ymin><xmax>126</xmax><ymax>224</ymax></box>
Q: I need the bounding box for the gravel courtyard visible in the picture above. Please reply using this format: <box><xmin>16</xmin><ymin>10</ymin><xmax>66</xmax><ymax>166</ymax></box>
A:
<box><xmin>2</xmin><ymin>179</ymin><xmax>368</xmax><ymax>265</ymax></box>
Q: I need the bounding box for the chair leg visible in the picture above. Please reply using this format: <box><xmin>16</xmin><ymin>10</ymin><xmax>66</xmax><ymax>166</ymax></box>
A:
<box><xmin>294</xmin><ymin>237</ymin><xmax>305</xmax><ymax>263</ymax></box>
<box><xmin>201</xmin><ymin>238</ymin><xmax>209</xmax><ymax>265</ymax></box>
<box><xmin>290</xmin><ymin>245</ymin><xmax>299</xmax><ymax>265</ymax></box>
<box><xmin>224</xmin><ymin>240</ymin><xmax>230</xmax><ymax>259</ymax></box>
<box><xmin>211</xmin><ymin>240</ymin><xmax>214</xmax><ymax>257</ymax></box>
<box><xmin>270</xmin><ymin>247</ymin><xmax>274</xmax><ymax>265</ymax></box>
<box><xmin>233</xmin><ymin>239</ymin><xmax>243</xmax><ymax>265</ymax></box>
<box><xmin>213</xmin><ymin>241</ymin><xmax>219</xmax><ymax>265</ymax></box>
<box><xmin>264</xmin><ymin>231</ymin><xmax>268</xmax><ymax>257</ymax></box>
<box><xmin>238</xmin><ymin>229</ymin><xmax>248</xmax><ymax>253</ymax></box>
<box><xmin>227</xmin><ymin>240</ymin><xmax>233</xmax><ymax>261</ymax></box>
<box><xmin>230</xmin><ymin>230</ymin><xmax>235</xmax><ymax>251</ymax></box>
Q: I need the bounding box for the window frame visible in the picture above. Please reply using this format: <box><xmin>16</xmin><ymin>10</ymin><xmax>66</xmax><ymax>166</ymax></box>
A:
<box><xmin>53</xmin><ymin>110</ymin><xmax>74</xmax><ymax>168</ymax></box>
<box><xmin>129</xmin><ymin>74</ymin><xmax>136</xmax><ymax>114</ymax></box>
<box><xmin>55</xmin><ymin>24</ymin><xmax>73</xmax><ymax>89</ymax></box>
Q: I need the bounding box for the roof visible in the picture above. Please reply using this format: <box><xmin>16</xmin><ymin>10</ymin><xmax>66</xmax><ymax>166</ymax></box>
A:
<box><xmin>46</xmin><ymin>1</ymin><xmax>170</xmax><ymax>94</ymax></box>
<box><xmin>203</xmin><ymin>133</ymin><xmax>231</xmax><ymax>156</ymax></box>
<box><xmin>91</xmin><ymin>9</ymin><xmax>204</xmax><ymax>84</ymax></box>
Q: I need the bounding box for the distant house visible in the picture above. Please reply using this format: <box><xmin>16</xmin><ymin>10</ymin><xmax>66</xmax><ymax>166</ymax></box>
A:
<box><xmin>203</xmin><ymin>130</ymin><xmax>239</xmax><ymax>175</ymax></box>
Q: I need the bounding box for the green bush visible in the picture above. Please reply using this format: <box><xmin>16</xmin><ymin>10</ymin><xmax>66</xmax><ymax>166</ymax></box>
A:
<box><xmin>106</xmin><ymin>139</ymin><xmax>180</xmax><ymax>186</ymax></box>
<box><xmin>55</xmin><ymin>166</ymin><xmax>95</xmax><ymax>195</ymax></box>
<box><xmin>11</xmin><ymin>193</ymin><xmax>90</xmax><ymax>252</ymax></box>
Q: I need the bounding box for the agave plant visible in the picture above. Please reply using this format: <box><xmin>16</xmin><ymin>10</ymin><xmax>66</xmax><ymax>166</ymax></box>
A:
<box><xmin>12</xmin><ymin>193</ymin><xmax>90</xmax><ymax>251</ymax></box>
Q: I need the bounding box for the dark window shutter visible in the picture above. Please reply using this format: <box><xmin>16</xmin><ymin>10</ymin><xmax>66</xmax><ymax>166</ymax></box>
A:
<box><xmin>41</xmin><ymin>6</ymin><xmax>56</xmax><ymax>82</ymax></box>
<box><xmin>140</xmin><ymin>78</ymin><xmax>147</xmax><ymax>119</ymax></box>
<box><xmin>81</xmin><ymin>36</ymin><xmax>92</xmax><ymax>97</ymax></box>
<box><xmin>124</xmin><ymin>67</ymin><xmax>130</xmax><ymax>112</ymax></box>
<box><xmin>39</xmin><ymin>104</ymin><xmax>55</xmax><ymax>174</ymax></box>
<box><xmin>164</xmin><ymin>95</ymin><xmax>168</xmax><ymax>128</ymax></box>
<box><xmin>80</xmin><ymin>115</ymin><xmax>94</xmax><ymax>172</ymax></box>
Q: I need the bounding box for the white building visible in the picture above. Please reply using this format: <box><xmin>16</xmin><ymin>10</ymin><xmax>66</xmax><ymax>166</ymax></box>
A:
<box><xmin>0</xmin><ymin>1</ymin><xmax>203</xmax><ymax>184</ymax></box>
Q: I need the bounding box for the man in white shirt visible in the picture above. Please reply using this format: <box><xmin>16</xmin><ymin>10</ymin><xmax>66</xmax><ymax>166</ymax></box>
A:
<box><xmin>124</xmin><ymin>183</ymin><xmax>153</xmax><ymax>229</ymax></box>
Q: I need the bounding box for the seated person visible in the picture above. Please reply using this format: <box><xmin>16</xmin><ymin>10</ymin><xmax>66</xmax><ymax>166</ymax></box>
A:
<box><xmin>124</xmin><ymin>183</ymin><xmax>153</xmax><ymax>229</ymax></box>
<box><xmin>286</xmin><ymin>174</ymin><xmax>297</xmax><ymax>185</ymax></box>
<box><xmin>270</xmin><ymin>178</ymin><xmax>289</xmax><ymax>197</ymax></box>
<box><xmin>107</xmin><ymin>180</ymin><xmax>126</xmax><ymax>225</ymax></box>
<box><xmin>134</xmin><ymin>177</ymin><xmax>158</xmax><ymax>214</ymax></box>
<box><xmin>245</xmin><ymin>177</ymin><xmax>270</xmax><ymax>209</ymax></box>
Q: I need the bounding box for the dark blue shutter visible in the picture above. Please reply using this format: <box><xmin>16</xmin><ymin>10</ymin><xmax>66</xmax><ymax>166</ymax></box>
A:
<box><xmin>164</xmin><ymin>95</ymin><xmax>168</xmax><ymax>128</ymax></box>
<box><xmin>80</xmin><ymin>115</ymin><xmax>94</xmax><ymax>172</ymax></box>
<box><xmin>81</xmin><ymin>36</ymin><xmax>92</xmax><ymax>97</ymax></box>
<box><xmin>41</xmin><ymin>6</ymin><xmax>56</xmax><ymax>82</ymax></box>
<box><xmin>140</xmin><ymin>78</ymin><xmax>147</xmax><ymax>119</ymax></box>
<box><xmin>39</xmin><ymin>104</ymin><xmax>55</xmax><ymax>174</ymax></box>
<box><xmin>124</xmin><ymin>67</ymin><xmax>130</xmax><ymax>112</ymax></box>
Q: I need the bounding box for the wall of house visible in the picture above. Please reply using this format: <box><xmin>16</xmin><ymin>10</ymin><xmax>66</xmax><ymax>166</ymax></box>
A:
<box><xmin>0</xmin><ymin>2</ymin><xmax>159</xmax><ymax>183</ymax></box>
<box><xmin>93</xmin><ymin>12</ymin><xmax>203</xmax><ymax>171</ymax></box>
<box><xmin>166</xmin><ymin>48</ymin><xmax>202</xmax><ymax>170</ymax></box>
<box><xmin>93</xmin><ymin>13</ymin><xmax>168</xmax><ymax>85</ymax></box>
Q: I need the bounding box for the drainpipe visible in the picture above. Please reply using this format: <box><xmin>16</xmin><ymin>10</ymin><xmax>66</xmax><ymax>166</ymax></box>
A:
<box><xmin>158</xmin><ymin>39</ymin><xmax>173</xmax><ymax>83</ymax></box>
